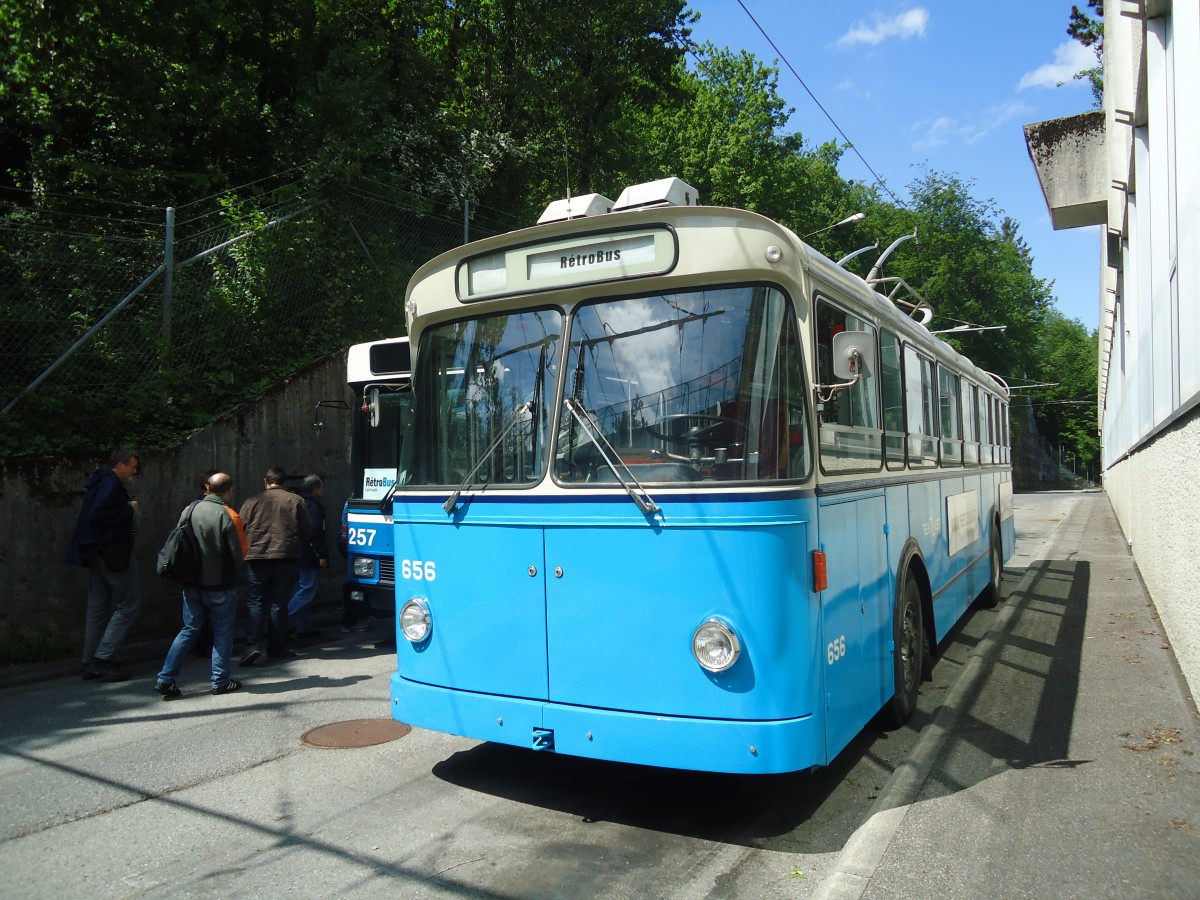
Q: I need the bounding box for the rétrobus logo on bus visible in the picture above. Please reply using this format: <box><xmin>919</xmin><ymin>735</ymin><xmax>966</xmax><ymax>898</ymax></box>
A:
<box><xmin>560</xmin><ymin>247</ymin><xmax>622</xmax><ymax>269</ymax></box>
<box><xmin>365</xmin><ymin>475</ymin><xmax>396</xmax><ymax>490</ymax></box>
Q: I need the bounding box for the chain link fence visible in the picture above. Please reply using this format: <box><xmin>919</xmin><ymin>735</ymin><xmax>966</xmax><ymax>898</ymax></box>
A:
<box><xmin>0</xmin><ymin>177</ymin><xmax>490</xmax><ymax>456</ymax></box>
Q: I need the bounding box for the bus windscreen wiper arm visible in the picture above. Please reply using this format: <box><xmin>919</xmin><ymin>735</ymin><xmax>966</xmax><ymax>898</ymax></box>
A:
<box><xmin>563</xmin><ymin>397</ymin><xmax>660</xmax><ymax>518</ymax></box>
<box><xmin>443</xmin><ymin>401</ymin><xmax>534</xmax><ymax>514</ymax></box>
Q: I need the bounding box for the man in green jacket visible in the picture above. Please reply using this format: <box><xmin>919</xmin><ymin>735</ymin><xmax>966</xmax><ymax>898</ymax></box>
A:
<box><xmin>154</xmin><ymin>472</ymin><xmax>246</xmax><ymax>698</ymax></box>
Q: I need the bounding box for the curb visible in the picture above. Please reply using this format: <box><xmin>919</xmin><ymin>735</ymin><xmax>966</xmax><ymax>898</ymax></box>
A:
<box><xmin>811</xmin><ymin>560</ymin><xmax>1043</xmax><ymax>900</ymax></box>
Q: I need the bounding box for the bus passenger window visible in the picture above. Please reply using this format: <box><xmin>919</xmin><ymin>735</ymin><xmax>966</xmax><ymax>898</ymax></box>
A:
<box><xmin>904</xmin><ymin>347</ymin><xmax>937</xmax><ymax>468</ymax></box>
<box><xmin>938</xmin><ymin>365</ymin><xmax>962</xmax><ymax>466</ymax></box>
<box><xmin>815</xmin><ymin>299</ymin><xmax>881</xmax><ymax>474</ymax></box>
<box><xmin>962</xmin><ymin>381</ymin><xmax>979</xmax><ymax>465</ymax></box>
<box><xmin>880</xmin><ymin>330</ymin><xmax>905</xmax><ymax>469</ymax></box>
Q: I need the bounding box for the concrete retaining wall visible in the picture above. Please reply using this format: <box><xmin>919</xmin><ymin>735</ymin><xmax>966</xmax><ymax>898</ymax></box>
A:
<box><xmin>0</xmin><ymin>351</ymin><xmax>355</xmax><ymax>665</ymax></box>
<box><xmin>1103</xmin><ymin>406</ymin><xmax>1200</xmax><ymax>701</ymax></box>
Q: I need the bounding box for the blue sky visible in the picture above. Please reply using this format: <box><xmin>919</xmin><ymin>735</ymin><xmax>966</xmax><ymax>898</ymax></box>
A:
<box><xmin>684</xmin><ymin>1</ymin><xmax>1101</xmax><ymax>331</ymax></box>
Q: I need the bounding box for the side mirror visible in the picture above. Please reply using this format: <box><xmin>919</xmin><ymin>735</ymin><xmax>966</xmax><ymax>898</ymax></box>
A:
<box><xmin>367</xmin><ymin>388</ymin><xmax>381</xmax><ymax>427</ymax></box>
<box><xmin>832</xmin><ymin>330</ymin><xmax>875</xmax><ymax>380</ymax></box>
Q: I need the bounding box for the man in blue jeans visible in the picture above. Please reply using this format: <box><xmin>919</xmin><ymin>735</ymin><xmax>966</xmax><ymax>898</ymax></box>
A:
<box><xmin>287</xmin><ymin>474</ymin><xmax>329</xmax><ymax>636</ymax></box>
<box><xmin>239</xmin><ymin>466</ymin><xmax>310</xmax><ymax>665</ymax></box>
<box><xmin>154</xmin><ymin>473</ymin><xmax>247</xmax><ymax>698</ymax></box>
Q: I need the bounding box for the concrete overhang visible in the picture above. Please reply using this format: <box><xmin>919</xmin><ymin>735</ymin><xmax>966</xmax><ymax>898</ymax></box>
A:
<box><xmin>1024</xmin><ymin>111</ymin><xmax>1107</xmax><ymax>230</ymax></box>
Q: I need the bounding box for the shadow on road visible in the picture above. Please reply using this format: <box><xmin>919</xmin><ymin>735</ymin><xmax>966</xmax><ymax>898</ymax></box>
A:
<box><xmin>431</xmin><ymin>557</ymin><xmax>1090</xmax><ymax>854</ymax></box>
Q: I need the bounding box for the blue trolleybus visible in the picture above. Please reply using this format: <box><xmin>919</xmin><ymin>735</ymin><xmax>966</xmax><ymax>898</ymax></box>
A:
<box><xmin>388</xmin><ymin>179</ymin><xmax>1013</xmax><ymax>774</ymax></box>
<box><xmin>341</xmin><ymin>337</ymin><xmax>412</xmax><ymax>622</ymax></box>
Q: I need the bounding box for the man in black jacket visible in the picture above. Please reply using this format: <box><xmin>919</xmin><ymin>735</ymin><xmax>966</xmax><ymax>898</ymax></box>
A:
<box><xmin>67</xmin><ymin>448</ymin><xmax>141</xmax><ymax>682</ymax></box>
<box><xmin>153</xmin><ymin>472</ymin><xmax>246</xmax><ymax>698</ymax></box>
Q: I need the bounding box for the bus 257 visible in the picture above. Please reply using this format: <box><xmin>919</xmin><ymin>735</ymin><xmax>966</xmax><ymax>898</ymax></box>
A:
<box><xmin>340</xmin><ymin>337</ymin><xmax>411</xmax><ymax>625</ymax></box>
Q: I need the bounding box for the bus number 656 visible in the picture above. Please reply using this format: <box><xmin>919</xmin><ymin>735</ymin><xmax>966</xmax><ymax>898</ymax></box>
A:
<box><xmin>401</xmin><ymin>560</ymin><xmax>437</xmax><ymax>581</ymax></box>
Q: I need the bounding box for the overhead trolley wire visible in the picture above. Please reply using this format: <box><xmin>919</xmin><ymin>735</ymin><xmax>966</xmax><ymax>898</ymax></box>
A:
<box><xmin>732</xmin><ymin>0</ymin><xmax>904</xmax><ymax>208</ymax></box>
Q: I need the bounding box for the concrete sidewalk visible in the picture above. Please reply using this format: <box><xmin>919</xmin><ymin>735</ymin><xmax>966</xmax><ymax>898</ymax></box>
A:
<box><xmin>819</xmin><ymin>492</ymin><xmax>1200</xmax><ymax>899</ymax></box>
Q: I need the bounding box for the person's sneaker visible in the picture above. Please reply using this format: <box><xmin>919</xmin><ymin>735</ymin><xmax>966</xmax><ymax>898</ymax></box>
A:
<box><xmin>268</xmin><ymin>649</ymin><xmax>297</xmax><ymax>660</ymax></box>
<box><xmin>82</xmin><ymin>663</ymin><xmax>103</xmax><ymax>680</ymax></box>
<box><xmin>87</xmin><ymin>656</ymin><xmax>129</xmax><ymax>682</ymax></box>
<box><xmin>340</xmin><ymin>621</ymin><xmax>370</xmax><ymax>633</ymax></box>
<box><xmin>155</xmin><ymin>680</ymin><xmax>183</xmax><ymax>701</ymax></box>
<box><xmin>211</xmin><ymin>679</ymin><xmax>242</xmax><ymax>695</ymax></box>
<box><xmin>238</xmin><ymin>649</ymin><xmax>261</xmax><ymax>667</ymax></box>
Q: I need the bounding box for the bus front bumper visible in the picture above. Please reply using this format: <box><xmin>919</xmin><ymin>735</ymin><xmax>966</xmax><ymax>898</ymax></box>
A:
<box><xmin>390</xmin><ymin>674</ymin><xmax>822</xmax><ymax>775</ymax></box>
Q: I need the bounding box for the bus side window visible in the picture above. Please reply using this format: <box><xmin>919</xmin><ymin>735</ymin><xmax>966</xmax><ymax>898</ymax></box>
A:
<box><xmin>1002</xmin><ymin>402</ymin><xmax>1011</xmax><ymax>463</ymax></box>
<box><xmin>979</xmin><ymin>389</ymin><xmax>993</xmax><ymax>464</ymax></box>
<box><xmin>815</xmin><ymin>298</ymin><xmax>881</xmax><ymax>473</ymax></box>
<box><xmin>938</xmin><ymin>365</ymin><xmax>962</xmax><ymax>466</ymax></box>
<box><xmin>962</xmin><ymin>381</ymin><xmax>979</xmax><ymax>466</ymax></box>
<box><xmin>880</xmin><ymin>330</ymin><xmax>906</xmax><ymax>469</ymax></box>
<box><xmin>904</xmin><ymin>346</ymin><xmax>937</xmax><ymax>468</ymax></box>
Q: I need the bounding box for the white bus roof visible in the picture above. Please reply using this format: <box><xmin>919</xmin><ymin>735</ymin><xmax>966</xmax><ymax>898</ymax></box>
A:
<box><xmin>347</xmin><ymin>337</ymin><xmax>411</xmax><ymax>386</ymax></box>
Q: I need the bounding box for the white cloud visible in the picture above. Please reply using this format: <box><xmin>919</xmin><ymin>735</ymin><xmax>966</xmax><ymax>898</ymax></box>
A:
<box><xmin>912</xmin><ymin>100</ymin><xmax>1033</xmax><ymax>152</ymax></box>
<box><xmin>1018</xmin><ymin>41</ymin><xmax>1096</xmax><ymax>90</ymax></box>
<box><xmin>837</xmin><ymin>8</ymin><xmax>929</xmax><ymax>47</ymax></box>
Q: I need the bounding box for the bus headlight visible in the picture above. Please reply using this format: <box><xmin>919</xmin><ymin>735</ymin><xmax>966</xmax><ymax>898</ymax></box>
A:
<box><xmin>352</xmin><ymin>557</ymin><xmax>376</xmax><ymax>578</ymax></box>
<box><xmin>400</xmin><ymin>599</ymin><xmax>431</xmax><ymax>643</ymax></box>
<box><xmin>692</xmin><ymin>618</ymin><xmax>740</xmax><ymax>672</ymax></box>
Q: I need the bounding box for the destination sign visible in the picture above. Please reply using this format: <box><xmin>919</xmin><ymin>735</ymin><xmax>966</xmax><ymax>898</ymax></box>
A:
<box><xmin>458</xmin><ymin>227</ymin><xmax>676</xmax><ymax>301</ymax></box>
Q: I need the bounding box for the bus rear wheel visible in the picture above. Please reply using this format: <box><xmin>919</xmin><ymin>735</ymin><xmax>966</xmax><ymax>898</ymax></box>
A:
<box><xmin>980</xmin><ymin>522</ymin><xmax>1003</xmax><ymax>609</ymax></box>
<box><xmin>883</xmin><ymin>570</ymin><xmax>924</xmax><ymax>728</ymax></box>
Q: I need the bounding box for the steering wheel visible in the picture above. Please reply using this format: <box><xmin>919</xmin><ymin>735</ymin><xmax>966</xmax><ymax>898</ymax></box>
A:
<box><xmin>645</xmin><ymin>414</ymin><xmax>746</xmax><ymax>451</ymax></box>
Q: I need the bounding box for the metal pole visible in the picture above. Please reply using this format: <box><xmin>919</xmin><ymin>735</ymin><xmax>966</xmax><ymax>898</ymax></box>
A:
<box><xmin>162</xmin><ymin>206</ymin><xmax>174</xmax><ymax>342</ymax></box>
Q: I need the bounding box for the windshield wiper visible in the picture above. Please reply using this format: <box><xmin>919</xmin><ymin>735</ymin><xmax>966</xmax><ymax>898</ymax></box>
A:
<box><xmin>443</xmin><ymin>401</ymin><xmax>534</xmax><ymax>514</ymax></box>
<box><xmin>563</xmin><ymin>397</ymin><xmax>660</xmax><ymax>518</ymax></box>
<box><xmin>377</xmin><ymin>477</ymin><xmax>398</xmax><ymax>514</ymax></box>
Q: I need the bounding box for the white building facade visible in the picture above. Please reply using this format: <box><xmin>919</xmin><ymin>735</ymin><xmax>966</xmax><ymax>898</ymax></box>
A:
<box><xmin>1026</xmin><ymin>1</ymin><xmax>1200</xmax><ymax>700</ymax></box>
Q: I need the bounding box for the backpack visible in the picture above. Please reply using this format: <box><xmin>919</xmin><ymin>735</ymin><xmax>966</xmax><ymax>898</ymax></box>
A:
<box><xmin>157</xmin><ymin>501</ymin><xmax>202</xmax><ymax>585</ymax></box>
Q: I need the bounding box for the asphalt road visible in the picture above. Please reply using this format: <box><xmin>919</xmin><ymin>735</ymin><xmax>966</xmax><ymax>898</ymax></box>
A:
<box><xmin>1</xmin><ymin>491</ymin><xmax>1196</xmax><ymax>899</ymax></box>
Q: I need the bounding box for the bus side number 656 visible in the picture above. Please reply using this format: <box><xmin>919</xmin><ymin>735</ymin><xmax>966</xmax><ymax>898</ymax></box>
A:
<box><xmin>827</xmin><ymin>635</ymin><xmax>847</xmax><ymax>665</ymax></box>
<box><xmin>401</xmin><ymin>560</ymin><xmax>437</xmax><ymax>582</ymax></box>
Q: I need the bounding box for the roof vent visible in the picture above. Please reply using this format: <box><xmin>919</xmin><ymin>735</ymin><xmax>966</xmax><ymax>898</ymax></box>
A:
<box><xmin>537</xmin><ymin>193</ymin><xmax>614</xmax><ymax>225</ymax></box>
<box><xmin>612</xmin><ymin>177</ymin><xmax>700</xmax><ymax>212</ymax></box>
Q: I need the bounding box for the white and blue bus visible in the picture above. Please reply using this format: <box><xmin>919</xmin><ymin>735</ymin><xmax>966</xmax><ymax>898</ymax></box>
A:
<box><xmin>341</xmin><ymin>337</ymin><xmax>412</xmax><ymax>622</ymax></box>
<box><xmin>387</xmin><ymin>179</ymin><xmax>1013</xmax><ymax>774</ymax></box>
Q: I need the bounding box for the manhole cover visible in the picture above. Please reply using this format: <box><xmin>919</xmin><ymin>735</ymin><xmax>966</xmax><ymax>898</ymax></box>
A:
<box><xmin>301</xmin><ymin>718</ymin><xmax>411</xmax><ymax>749</ymax></box>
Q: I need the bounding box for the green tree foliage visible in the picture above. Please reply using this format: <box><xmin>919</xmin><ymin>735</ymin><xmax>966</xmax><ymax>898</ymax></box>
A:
<box><xmin>417</xmin><ymin>0</ymin><xmax>696</xmax><ymax>226</ymax></box>
<box><xmin>1067</xmin><ymin>0</ymin><xmax>1104</xmax><ymax>108</ymax></box>
<box><xmin>638</xmin><ymin>44</ymin><xmax>868</xmax><ymax>251</ymax></box>
<box><xmin>855</xmin><ymin>173</ymin><xmax>1053</xmax><ymax>383</ymax></box>
<box><xmin>1030</xmin><ymin>309</ymin><xmax>1100</xmax><ymax>470</ymax></box>
<box><xmin>0</xmin><ymin>1</ymin><xmax>1095</xmax><ymax>467</ymax></box>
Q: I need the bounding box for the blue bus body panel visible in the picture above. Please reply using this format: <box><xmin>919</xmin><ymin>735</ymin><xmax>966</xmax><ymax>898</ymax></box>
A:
<box><xmin>543</xmin><ymin>519</ymin><xmax>815</xmax><ymax>719</ymax></box>
<box><xmin>346</xmin><ymin>508</ymin><xmax>398</xmax><ymax>614</ymax></box>
<box><xmin>816</xmin><ymin>492</ymin><xmax>892</xmax><ymax>760</ymax></box>
<box><xmin>388</xmin><ymin>472</ymin><xmax>1015</xmax><ymax>774</ymax></box>
<box><xmin>396</xmin><ymin>519</ymin><xmax>550</xmax><ymax>699</ymax></box>
<box><xmin>391</xmin><ymin>493</ymin><xmax>829</xmax><ymax>773</ymax></box>
<box><xmin>346</xmin><ymin>508</ymin><xmax>394</xmax><ymax>587</ymax></box>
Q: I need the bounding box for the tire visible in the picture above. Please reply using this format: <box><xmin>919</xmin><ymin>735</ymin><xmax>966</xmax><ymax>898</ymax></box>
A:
<box><xmin>980</xmin><ymin>522</ymin><xmax>1003</xmax><ymax>609</ymax></box>
<box><xmin>882</xmin><ymin>569</ymin><xmax>924</xmax><ymax>728</ymax></box>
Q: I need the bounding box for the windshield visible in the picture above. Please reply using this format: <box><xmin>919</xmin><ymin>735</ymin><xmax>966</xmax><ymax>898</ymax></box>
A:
<box><xmin>350</xmin><ymin>386</ymin><xmax>410</xmax><ymax>501</ymax></box>
<box><xmin>558</xmin><ymin>286</ymin><xmax>812</xmax><ymax>485</ymax></box>
<box><xmin>406</xmin><ymin>309</ymin><xmax>560</xmax><ymax>488</ymax></box>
